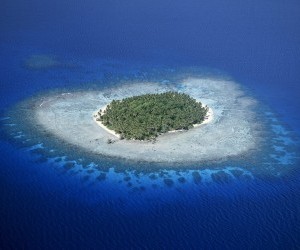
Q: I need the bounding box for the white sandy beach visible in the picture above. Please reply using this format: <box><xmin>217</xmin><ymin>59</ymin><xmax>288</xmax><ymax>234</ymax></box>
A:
<box><xmin>33</xmin><ymin>78</ymin><xmax>260</xmax><ymax>163</ymax></box>
<box><xmin>93</xmin><ymin>105</ymin><xmax>121</xmax><ymax>138</ymax></box>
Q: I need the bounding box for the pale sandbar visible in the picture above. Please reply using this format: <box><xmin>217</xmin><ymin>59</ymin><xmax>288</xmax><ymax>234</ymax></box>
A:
<box><xmin>33</xmin><ymin>78</ymin><xmax>261</xmax><ymax>163</ymax></box>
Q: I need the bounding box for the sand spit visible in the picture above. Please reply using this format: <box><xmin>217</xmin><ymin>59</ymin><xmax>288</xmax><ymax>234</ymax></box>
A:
<box><xmin>33</xmin><ymin>78</ymin><xmax>260</xmax><ymax>163</ymax></box>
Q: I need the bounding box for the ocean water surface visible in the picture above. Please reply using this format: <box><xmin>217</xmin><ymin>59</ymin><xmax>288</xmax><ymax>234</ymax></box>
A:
<box><xmin>1</xmin><ymin>0</ymin><xmax>300</xmax><ymax>249</ymax></box>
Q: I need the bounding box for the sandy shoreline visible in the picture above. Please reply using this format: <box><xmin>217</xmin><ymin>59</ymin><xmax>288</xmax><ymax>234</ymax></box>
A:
<box><xmin>93</xmin><ymin>105</ymin><xmax>121</xmax><ymax>138</ymax></box>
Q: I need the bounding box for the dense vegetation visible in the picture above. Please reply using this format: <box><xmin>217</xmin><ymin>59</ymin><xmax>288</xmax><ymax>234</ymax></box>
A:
<box><xmin>98</xmin><ymin>91</ymin><xmax>208</xmax><ymax>140</ymax></box>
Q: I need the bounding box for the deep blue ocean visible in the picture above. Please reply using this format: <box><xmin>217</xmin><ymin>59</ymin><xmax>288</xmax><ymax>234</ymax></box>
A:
<box><xmin>1</xmin><ymin>0</ymin><xmax>300</xmax><ymax>249</ymax></box>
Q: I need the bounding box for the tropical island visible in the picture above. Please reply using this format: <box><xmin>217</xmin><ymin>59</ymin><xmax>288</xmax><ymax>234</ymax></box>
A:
<box><xmin>95</xmin><ymin>91</ymin><xmax>209</xmax><ymax>140</ymax></box>
<box><xmin>16</xmin><ymin>78</ymin><xmax>259</xmax><ymax>163</ymax></box>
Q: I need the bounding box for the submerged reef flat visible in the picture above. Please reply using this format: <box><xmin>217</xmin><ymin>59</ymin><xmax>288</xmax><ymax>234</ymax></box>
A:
<box><xmin>23</xmin><ymin>78</ymin><xmax>261</xmax><ymax>163</ymax></box>
<box><xmin>23</xmin><ymin>54</ymin><xmax>77</xmax><ymax>70</ymax></box>
<box><xmin>2</xmin><ymin>72</ymin><xmax>300</xmax><ymax>178</ymax></box>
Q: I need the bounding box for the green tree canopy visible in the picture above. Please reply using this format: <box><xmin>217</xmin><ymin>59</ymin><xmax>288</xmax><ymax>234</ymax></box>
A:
<box><xmin>99</xmin><ymin>91</ymin><xmax>208</xmax><ymax>140</ymax></box>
